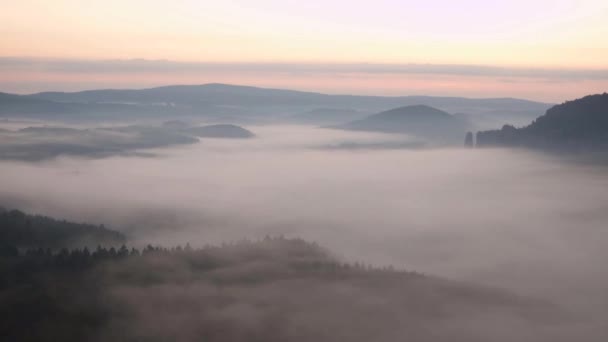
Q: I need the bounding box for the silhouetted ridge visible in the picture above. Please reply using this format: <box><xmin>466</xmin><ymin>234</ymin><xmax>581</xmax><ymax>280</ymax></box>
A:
<box><xmin>371</xmin><ymin>105</ymin><xmax>453</xmax><ymax>119</ymax></box>
<box><xmin>337</xmin><ymin>105</ymin><xmax>470</xmax><ymax>144</ymax></box>
<box><xmin>476</xmin><ymin>93</ymin><xmax>608</xmax><ymax>150</ymax></box>
<box><xmin>0</xmin><ymin>208</ymin><xmax>125</xmax><ymax>248</ymax></box>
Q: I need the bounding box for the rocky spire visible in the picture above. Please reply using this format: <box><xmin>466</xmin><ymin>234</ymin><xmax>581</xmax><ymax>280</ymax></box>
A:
<box><xmin>464</xmin><ymin>132</ymin><xmax>474</xmax><ymax>148</ymax></box>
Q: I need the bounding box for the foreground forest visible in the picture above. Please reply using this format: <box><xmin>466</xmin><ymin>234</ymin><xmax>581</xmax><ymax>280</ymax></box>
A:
<box><xmin>0</xmin><ymin>208</ymin><xmax>581</xmax><ymax>342</ymax></box>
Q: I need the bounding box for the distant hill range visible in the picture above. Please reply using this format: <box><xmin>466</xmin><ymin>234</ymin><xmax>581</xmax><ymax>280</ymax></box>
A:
<box><xmin>0</xmin><ymin>84</ymin><xmax>550</xmax><ymax>127</ymax></box>
<box><xmin>335</xmin><ymin>105</ymin><xmax>471</xmax><ymax>144</ymax></box>
<box><xmin>476</xmin><ymin>93</ymin><xmax>608</xmax><ymax>151</ymax></box>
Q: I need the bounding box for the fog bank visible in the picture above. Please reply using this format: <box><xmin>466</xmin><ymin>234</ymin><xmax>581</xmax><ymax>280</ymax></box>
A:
<box><xmin>1</xmin><ymin>125</ymin><xmax>608</xmax><ymax>322</ymax></box>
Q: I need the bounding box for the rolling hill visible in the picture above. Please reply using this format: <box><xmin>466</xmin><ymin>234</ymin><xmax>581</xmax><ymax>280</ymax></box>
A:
<box><xmin>336</xmin><ymin>105</ymin><xmax>471</xmax><ymax>144</ymax></box>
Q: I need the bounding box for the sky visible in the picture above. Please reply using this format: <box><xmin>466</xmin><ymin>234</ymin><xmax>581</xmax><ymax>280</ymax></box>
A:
<box><xmin>1</xmin><ymin>0</ymin><xmax>608</xmax><ymax>101</ymax></box>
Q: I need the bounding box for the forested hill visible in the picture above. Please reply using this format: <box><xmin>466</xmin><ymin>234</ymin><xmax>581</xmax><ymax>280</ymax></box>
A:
<box><xmin>0</xmin><ymin>209</ymin><xmax>563</xmax><ymax>341</ymax></box>
<box><xmin>336</xmin><ymin>105</ymin><xmax>470</xmax><ymax>144</ymax></box>
<box><xmin>476</xmin><ymin>93</ymin><xmax>608</xmax><ymax>150</ymax></box>
<box><xmin>0</xmin><ymin>234</ymin><xmax>557</xmax><ymax>342</ymax></box>
<box><xmin>0</xmin><ymin>208</ymin><xmax>125</xmax><ymax>249</ymax></box>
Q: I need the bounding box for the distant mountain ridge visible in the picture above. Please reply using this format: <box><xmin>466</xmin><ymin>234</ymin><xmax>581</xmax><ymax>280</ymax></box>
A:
<box><xmin>0</xmin><ymin>84</ymin><xmax>551</xmax><ymax>126</ymax></box>
<box><xmin>476</xmin><ymin>93</ymin><xmax>608</xmax><ymax>150</ymax></box>
<box><xmin>27</xmin><ymin>83</ymin><xmax>548</xmax><ymax>108</ymax></box>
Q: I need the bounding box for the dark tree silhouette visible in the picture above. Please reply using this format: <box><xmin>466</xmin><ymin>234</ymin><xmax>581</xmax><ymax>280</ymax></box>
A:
<box><xmin>476</xmin><ymin>93</ymin><xmax>608</xmax><ymax>151</ymax></box>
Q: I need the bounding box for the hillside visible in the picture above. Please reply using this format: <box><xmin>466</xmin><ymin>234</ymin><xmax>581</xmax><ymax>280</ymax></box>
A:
<box><xmin>0</xmin><ymin>92</ymin><xmax>179</xmax><ymax>121</ymax></box>
<box><xmin>336</xmin><ymin>105</ymin><xmax>471</xmax><ymax>144</ymax></box>
<box><xmin>0</xmin><ymin>92</ymin><xmax>77</xmax><ymax>116</ymax></box>
<box><xmin>0</xmin><ymin>208</ymin><xmax>125</xmax><ymax>249</ymax></box>
<box><xmin>476</xmin><ymin>93</ymin><xmax>608</xmax><ymax>150</ymax></box>
<box><xmin>0</xmin><ymin>220</ymin><xmax>556</xmax><ymax>342</ymax></box>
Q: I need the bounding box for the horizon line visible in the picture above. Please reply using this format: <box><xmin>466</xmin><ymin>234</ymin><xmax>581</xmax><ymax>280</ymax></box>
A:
<box><xmin>0</xmin><ymin>82</ymin><xmax>557</xmax><ymax>104</ymax></box>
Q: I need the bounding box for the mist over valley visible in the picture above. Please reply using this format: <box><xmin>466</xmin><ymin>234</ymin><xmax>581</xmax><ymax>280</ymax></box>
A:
<box><xmin>2</xmin><ymin>2</ymin><xmax>608</xmax><ymax>338</ymax></box>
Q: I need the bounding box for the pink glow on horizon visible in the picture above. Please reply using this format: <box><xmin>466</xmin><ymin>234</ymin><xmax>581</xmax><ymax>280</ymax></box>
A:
<box><xmin>2</xmin><ymin>69</ymin><xmax>606</xmax><ymax>102</ymax></box>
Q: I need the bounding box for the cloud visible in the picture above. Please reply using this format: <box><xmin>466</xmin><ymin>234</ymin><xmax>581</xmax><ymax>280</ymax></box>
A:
<box><xmin>2</xmin><ymin>125</ymin><xmax>608</xmax><ymax>338</ymax></box>
<box><xmin>2</xmin><ymin>57</ymin><xmax>608</xmax><ymax>81</ymax></box>
<box><xmin>0</xmin><ymin>124</ymin><xmax>198</xmax><ymax>161</ymax></box>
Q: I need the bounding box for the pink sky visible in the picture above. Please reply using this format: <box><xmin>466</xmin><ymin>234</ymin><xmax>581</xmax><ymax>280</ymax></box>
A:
<box><xmin>1</xmin><ymin>0</ymin><xmax>607</xmax><ymax>101</ymax></box>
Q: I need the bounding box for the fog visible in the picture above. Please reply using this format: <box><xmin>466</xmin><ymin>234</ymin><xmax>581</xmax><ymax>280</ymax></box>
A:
<box><xmin>2</xmin><ymin>124</ymin><xmax>608</xmax><ymax>333</ymax></box>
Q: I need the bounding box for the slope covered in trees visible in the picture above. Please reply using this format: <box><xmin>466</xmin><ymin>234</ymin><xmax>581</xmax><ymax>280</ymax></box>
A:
<box><xmin>1</xmin><ymin>236</ymin><xmax>559</xmax><ymax>342</ymax></box>
<box><xmin>476</xmin><ymin>93</ymin><xmax>608</xmax><ymax>150</ymax></box>
<box><xmin>0</xmin><ymin>208</ymin><xmax>125</xmax><ymax>249</ymax></box>
<box><xmin>0</xmin><ymin>210</ymin><xmax>565</xmax><ymax>342</ymax></box>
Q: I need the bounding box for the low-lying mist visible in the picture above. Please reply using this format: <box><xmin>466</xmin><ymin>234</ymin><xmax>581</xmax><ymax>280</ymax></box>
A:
<box><xmin>2</xmin><ymin>125</ymin><xmax>608</xmax><ymax>330</ymax></box>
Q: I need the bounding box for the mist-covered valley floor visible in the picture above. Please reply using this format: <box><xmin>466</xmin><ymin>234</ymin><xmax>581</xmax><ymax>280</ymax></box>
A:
<box><xmin>2</xmin><ymin>124</ymin><xmax>608</xmax><ymax>340</ymax></box>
